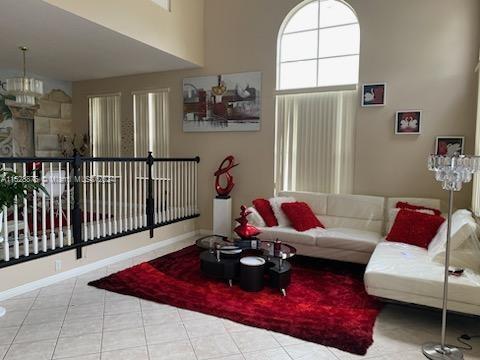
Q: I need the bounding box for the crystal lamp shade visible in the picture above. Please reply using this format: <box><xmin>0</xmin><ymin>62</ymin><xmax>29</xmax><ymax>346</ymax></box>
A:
<box><xmin>428</xmin><ymin>154</ymin><xmax>480</xmax><ymax>191</ymax></box>
<box><xmin>5</xmin><ymin>77</ymin><xmax>43</xmax><ymax>107</ymax></box>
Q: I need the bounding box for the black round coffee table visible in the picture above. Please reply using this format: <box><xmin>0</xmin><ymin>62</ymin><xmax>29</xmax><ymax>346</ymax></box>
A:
<box><xmin>195</xmin><ymin>236</ymin><xmax>296</xmax><ymax>296</ymax></box>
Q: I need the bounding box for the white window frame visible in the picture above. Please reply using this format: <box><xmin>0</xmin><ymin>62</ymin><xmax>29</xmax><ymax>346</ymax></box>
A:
<box><xmin>276</xmin><ymin>0</ymin><xmax>360</xmax><ymax>93</ymax></box>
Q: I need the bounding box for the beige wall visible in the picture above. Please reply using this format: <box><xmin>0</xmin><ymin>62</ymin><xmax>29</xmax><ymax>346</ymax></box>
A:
<box><xmin>42</xmin><ymin>0</ymin><xmax>205</xmax><ymax>66</ymax></box>
<box><xmin>0</xmin><ymin>219</ymin><xmax>197</xmax><ymax>293</ymax></box>
<box><xmin>73</xmin><ymin>0</ymin><xmax>480</xmax><ymax>230</ymax></box>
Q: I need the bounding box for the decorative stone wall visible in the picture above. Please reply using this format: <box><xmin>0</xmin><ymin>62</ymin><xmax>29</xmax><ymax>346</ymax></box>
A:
<box><xmin>34</xmin><ymin>89</ymin><xmax>73</xmax><ymax>157</ymax></box>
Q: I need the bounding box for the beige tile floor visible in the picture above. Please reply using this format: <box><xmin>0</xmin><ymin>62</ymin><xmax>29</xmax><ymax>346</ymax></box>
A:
<box><xmin>1</xmin><ymin>238</ymin><xmax>479</xmax><ymax>360</ymax></box>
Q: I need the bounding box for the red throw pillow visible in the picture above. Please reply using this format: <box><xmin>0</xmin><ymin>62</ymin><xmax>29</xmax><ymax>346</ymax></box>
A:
<box><xmin>253</xmin><ymin>198</ymin><xmax>278</xmax><ymax>227</ymax></box>
<box><xmin>396</xmin><ymin>201</ymin><xmax>441</xmax><ymax>216</ymax></box>
<box><xmin>281</xmin><ymin>202</ymin><xmax>325</xmax><ymax>232</ymax></box>
<box><xmin>386</xmin><ymin>209</ymin><xmax>445</xmax><ymax>249</ymax></box>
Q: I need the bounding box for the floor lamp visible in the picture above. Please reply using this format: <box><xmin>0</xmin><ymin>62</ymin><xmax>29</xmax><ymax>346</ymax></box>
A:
<box><xmin>422</xmin><ymin>153</ymin><xmax>480</xmax><ymax>360</ymax></box>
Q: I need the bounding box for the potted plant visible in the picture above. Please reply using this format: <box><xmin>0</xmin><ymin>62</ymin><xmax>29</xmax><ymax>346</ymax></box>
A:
<box><xmin>0</xmin><ymin>168</ymin><xmax>47</xmax><ymax>222</ymax></box>
<box><xmin>0</xmin><ymin>167</ymin><xmax>46</xmax><ymax>317</ymax></box>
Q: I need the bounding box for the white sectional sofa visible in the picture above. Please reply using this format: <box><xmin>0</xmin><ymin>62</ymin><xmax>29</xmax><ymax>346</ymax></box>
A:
<box><xmin>255</xmin><ymin>191</ymin><xmax>385</xmax><ymax>264</ymax></box>
<box><xmin>248</xmin><ymin>191</ymin><xmax>480</xmax><ymax>315</ymax></box>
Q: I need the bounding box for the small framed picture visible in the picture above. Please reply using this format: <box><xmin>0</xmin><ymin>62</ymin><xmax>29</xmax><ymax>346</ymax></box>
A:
<box><xmin>361</xmin><ymin>83</ymin><xmax>386</xmax><ymax>107</ymax></box>
<box><xmin>435</xmin><ymin>136</ymin><xmax>464</xmax><ymax>156</ymax></box>
<box><xmin>395</xmin><ymin>110</ymin><xmax>422</xmax><ymax>134</ymax></box>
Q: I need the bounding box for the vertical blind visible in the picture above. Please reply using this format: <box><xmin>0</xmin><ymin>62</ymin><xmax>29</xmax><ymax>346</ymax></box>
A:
<box><xmin>133</xmin><ymin>90</ymin><xmax>169</xmax><ymax>157</ymax></box>
<box><xmin>275</xmin><ymin>90</ymin><xmax>357</xmax><ymax>194</ymax></box>
<box><xmin>88</xmin><ymin>94</ymin><xmax>122</xmax><ymax>157</ymax></box>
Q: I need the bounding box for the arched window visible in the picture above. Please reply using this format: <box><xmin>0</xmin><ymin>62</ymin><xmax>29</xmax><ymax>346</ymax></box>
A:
<box><xmin>277</xmin><ymin>0</ymin><xmax>360</xmax><ymax>90</ymax></box>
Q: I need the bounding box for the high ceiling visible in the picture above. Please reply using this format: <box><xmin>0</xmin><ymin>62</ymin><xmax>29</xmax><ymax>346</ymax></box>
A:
<box><xmin>0</xmin><ymin>0</ymin><xmax>197</xmax><ymax>82</ymax></box>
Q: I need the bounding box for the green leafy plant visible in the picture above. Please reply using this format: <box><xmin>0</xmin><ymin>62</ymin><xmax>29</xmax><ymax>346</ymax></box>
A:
<box><xmin>0</xmin><ymin>93</ymin><xmax>14</xmax><ymax>121</ymax></box>
<box><xmin>0</xmin><ymin>169</ymin><xmax>47</xmax><ymax>209</ymax></box>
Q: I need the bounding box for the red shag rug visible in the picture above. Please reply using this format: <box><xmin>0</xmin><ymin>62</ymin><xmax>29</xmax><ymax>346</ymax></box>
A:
<box><xmin>89</xmin><ymin>245</ymin><xmax>382</xmax><ymax>355</ymax></box>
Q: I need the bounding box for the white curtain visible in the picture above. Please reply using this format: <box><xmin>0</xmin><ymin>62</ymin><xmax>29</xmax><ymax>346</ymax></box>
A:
<box><xmin>88</xmin><ymin>94</ymin><xmax>122</xmax><ymax>157</ymax></box>
<box><xmin>133</xmin><ymin>90</ymin><xmax>169</xmax><ymax>157</ymax></box>
<box><xmin>275</xmin><ymin>90</ymin><xmax>357</xmax><ymax>194</ymax></box>
<box><xmin>472</xmin><ymin>55</ymin><xmax>480</xmax><ymax>215</ymax></box>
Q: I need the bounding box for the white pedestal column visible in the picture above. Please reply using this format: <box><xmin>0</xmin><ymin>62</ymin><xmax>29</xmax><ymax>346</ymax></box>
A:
<box><xmin>213</xmin><ymin>197</ymin><xmax>232</xmax><ymax>238</ymax></box>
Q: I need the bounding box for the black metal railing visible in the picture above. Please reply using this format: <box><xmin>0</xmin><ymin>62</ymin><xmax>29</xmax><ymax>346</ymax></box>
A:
<box><xmin>0</xmin><ymin>152</ymin><xmax>200</xmax><ymax>268</ymax></box>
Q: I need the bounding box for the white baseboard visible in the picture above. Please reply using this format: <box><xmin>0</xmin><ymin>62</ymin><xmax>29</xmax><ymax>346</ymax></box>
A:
<box><xmin>0</xmin><ymin>230</ymin><xmax>200</xmax><ymax>301</ymax></box>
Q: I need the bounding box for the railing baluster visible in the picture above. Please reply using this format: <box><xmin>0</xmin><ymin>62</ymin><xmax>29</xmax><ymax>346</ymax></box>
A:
<box><xmin>22</xmin><ymin>163</ymin><xmax>29</xmax><ymax>257</ymax></box>
<box><xmin>154</xmin><ymin>162</ymin><xmax>158</xmax><ymax>224</ymax></box>
<box><xmin>167</xmin><ymin>162</ymin><xmax>171</xmax><ymax>222</ymax></box>
<box><xmin>66</xmin><ymin>162</ymin><xmax>71</xmax><ymax>245</ymax></box>
<box><xmin>176</xmin><ymin>162</ymin><xmax>180</xmax><ymax>220</ymax></box>
<box><xmin>139</xmin><ymin>162</ymin><xmax>143</xmax><ymax>227</ymax></box>
<box><xmin>129</xmin><ymin>162</ymin><xmax>133</xmax><ymax>230</ymax></box>
<box><xmin>58</xmin><ymin>162</ymin><xmax>64</xmax><ymax>248</ymax></box>
<box><xmin>2</xmin><ymin>163</ymin><xmax>9</xmax><ymax>262</ymax></box>
<box><xmin>161</xmin><ymin>161</ymin><xmax>166</xmax><ymax>223</ymax></box>
<box><xmin>32</xmin><ymin>162</ymin><xmax>38</xmax><ymax>254</ymax></box>
<box><xmin>144</xmin><ymin>161</ymin><xmax>148</xmax><ymax>226</ymax></box>
<box><xmin>95</xmin><ymin>162</ymin><xmax>100</xmax><ymax>238</ymax></box>
<box><xmin>195</xmin><ymin>159</ymin><xmax>198</xmax><ymax>213</ymax></box>
<box><xmin>188</xmin><ymin>162</ymin><xmax>194</xmax><ymax>215</ymax></box>
<box><xmin>118</xmin><ymin>162</ymin><xmax>123</xmax><ymax>233</ymax></box>
<box><xmin>173</xmin><ymin>162</ymin><xmax>177</xmax><ymax>220</ymax></box>
<box><xmin>101</xmin><ymin>161</ymin><xmax>106</xmax><ymax>237</ymax></box>
<box><xmin>41</xmin><ymin>162</ymin><xmax>47</xmax><ymax>251</ymax></box>
<box><xmin>12</xmin><ymin>163</ymin><xmax>19</xmax><ymax>258</ymax></box>
<box><xmin>112</xmin><ymin>162</ymin><xmax>116</xmax><ymax>234</ymax></box>
<box><xmin>89</xmin><ymin>162</ymin><xmax>94</xmax><ymax>240</ymax></box>
<box><xmin>134</xmin><ymin>161</ymin><xmax>138</xmax><ymax>229</ymax></box>
<box><xmin>49</xmin><ymin>162</ymin><xmax>55</xmax><ymax>250</ymax></box>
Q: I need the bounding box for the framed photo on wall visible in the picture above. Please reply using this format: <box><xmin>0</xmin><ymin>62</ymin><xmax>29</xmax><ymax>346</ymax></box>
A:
<box><xmin>435</xmin><ymin>136</ymin><xmax>465</xmax><ymax>156</ymax></box>
<box><xmin>395</xmin><ymin>110</ymin><xmax>422</xmax><ymax>135</ymax></box>
<box><xmin>361</xmin><ymin>83</ymin><xmax>386</xmax><ymax>107</ymax></box>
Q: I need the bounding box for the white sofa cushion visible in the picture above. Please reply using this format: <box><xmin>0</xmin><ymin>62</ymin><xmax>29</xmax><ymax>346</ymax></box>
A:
<box><xmin>246</xmin><ymin>206</ymin><xmax>265</xmax><ymax>227</ymax></box>
<box><xmin>428</xmin><ymin>209</ymin><xmax>478</xmax><ymax>256</ymax></box>
<box><xmin>365</xmin><ymin>241</ymin><xmax>480</xmax><ymax>313</ymax></box>
<box><xmin>256</xmin><ymin>226</ymin><xmax>323</xmax><ymax>247</ymax></box>
<box><xmin>327</xmin><ymin>194</ymin><xmax>385</xmax><ymax>221</ymax></box>
<box><xmin>269</xmin><ymin>196</ymin><xmax>295</xmax><ymax>227</ymax></box>
<box><xmin>316</xmin><ymin>228</ymin><xmax>382</xmax><ymax>253</ymax></box>
<box><xmin>319</xmin><ymin>215</ymin><xmax>384</xmax><ymax>234</ymax></box>
<box><xmin>278</xmin><ymin>191</ymin><xmax>328</xmax><ymax>215</ymax></box>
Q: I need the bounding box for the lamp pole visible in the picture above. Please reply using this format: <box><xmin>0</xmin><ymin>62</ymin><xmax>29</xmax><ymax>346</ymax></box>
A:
<box><xmin>422</xmin><ymin>154</ymin><xmax>468</xmax><ymax>360</ymax></box>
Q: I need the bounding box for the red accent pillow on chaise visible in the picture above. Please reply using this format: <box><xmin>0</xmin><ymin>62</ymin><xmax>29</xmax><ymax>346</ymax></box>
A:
<box><xmin>396</xmin><ymin>201</ymin><xmax>441</xmax><ymax>216</ymax></box>
<box><xmin>253</xmin><ymin>198</ymin><xmax>278</xmax><ymax>227</ymax></box>
<box><xmin>281</xmin><ymin>202</ymin><xmax>325</xmax><ymax>232</ymax></box>
<box><xmin>386</xmin><ymin>209</ymin><xmax>445</xmax><ymax>249</ymax></box>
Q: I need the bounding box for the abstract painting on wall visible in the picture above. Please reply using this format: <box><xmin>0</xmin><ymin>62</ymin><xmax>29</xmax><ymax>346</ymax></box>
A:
<box><xmin>183</xmin><ymin>72</ymin><xmax>261</xmax><ymax>132</ymax></box>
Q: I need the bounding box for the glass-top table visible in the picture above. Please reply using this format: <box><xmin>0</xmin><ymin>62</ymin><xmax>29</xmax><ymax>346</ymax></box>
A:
<box><xmin>195</xmin><ymin>235</ymin><xmax>296</xmax><ymax>260</ymax></box>
<box><xmin>195</xmin><ymin>235</ymin><xmax>295</xmax><ymax>296</ymax></box>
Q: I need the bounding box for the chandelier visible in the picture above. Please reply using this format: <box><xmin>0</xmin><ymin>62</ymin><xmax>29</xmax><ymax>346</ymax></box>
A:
<box><xmin>3</xmin><ymin>47</ymin><xmax>43</xmax><ymax>108</ymax></box>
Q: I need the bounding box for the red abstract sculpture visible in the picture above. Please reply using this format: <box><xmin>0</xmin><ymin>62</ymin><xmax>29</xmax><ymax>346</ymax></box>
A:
<box><xmin>234</xmin><ymin>205</ymin><xmax>260</xmax><ymax>239</ymax></box>
<box><xmin>214</xmin><ymin>155</ymin><xmax>238</xmax><ymax>198</ymax></box>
